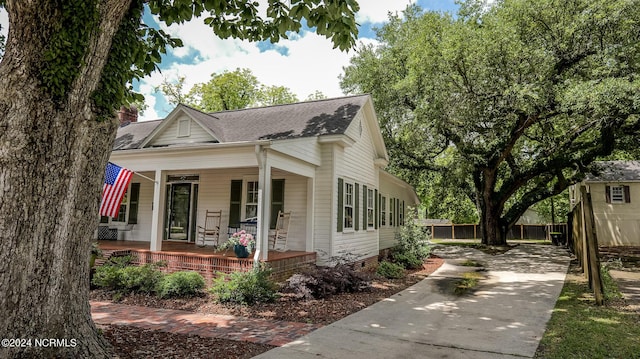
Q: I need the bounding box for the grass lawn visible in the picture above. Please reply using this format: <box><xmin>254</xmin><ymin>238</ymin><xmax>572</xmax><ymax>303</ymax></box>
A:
<box><xmin>535</xmin><ymin>264</ymin><xmax>640</xmax><ymax>358</ymax></box>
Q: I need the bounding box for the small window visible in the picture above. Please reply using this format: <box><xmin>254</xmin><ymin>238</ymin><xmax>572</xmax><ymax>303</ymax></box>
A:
<box><xmin>367</xmin><ymin>189</ymin><xmax>375</xmax><ymax>229</ymax></box>
<box><xmin>177</xmin><ymin>118</ymin><xmax>191</xmax><ymax>137</ymax></box>
<box><xmin>245</xmin><ymin>181</ymin><xmax>258</xmax><ymax>219</ymax></box>
<box><xmin>380</xmin><ymin>195</ymin><xmax>387</xmax><ymax>226</ymax></box>
<box><xmin>389</xmin><ymin>197</ymin><xmax>395</xmax><ymax>227</ymax></box>
<box><xmin>344</xmin><ymin>182</ymin><xmax>354</xmax><ymax>229</ymax></box>
<box><xmin>399</xmin><ymin>201</ymin><xmax>405</xmax><ymax>226</ymax></box>
<box><xmin>610</xmin><ymin>186</ymin><xmax>625</xmax><ymax>203</ymax></box>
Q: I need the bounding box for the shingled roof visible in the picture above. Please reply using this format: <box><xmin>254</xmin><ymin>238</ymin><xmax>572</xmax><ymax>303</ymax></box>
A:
<box><xmin>586</xmin><ymin>161</ymin><xmax>640</xmax><ymax>182</ymax></box>
<box><xmin>113</xmin><ymin>94</ymin><xmax>370</xmax><ymax>150</ymax></box>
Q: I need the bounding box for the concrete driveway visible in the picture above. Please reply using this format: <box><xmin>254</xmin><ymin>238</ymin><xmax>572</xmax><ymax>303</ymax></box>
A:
<box><xmin>253</xmin><ymin>244</ymin><xmax>571</xmax><ymax>359</ymax></box>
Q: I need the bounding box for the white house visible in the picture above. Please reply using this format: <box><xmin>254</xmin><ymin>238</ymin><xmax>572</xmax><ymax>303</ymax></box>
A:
<box><xmin>570</xmin><ymin>160</ymin><xmax>640</xmax><ymax>246</ymax></box>
<box><xmin>102</xmin><ymin>95</ymin><xmax>419</xmax><ymax>265</ymax></box>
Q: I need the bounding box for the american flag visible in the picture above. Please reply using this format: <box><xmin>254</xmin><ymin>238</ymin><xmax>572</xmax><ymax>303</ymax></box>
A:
<box><xmin>99</xmin><ymin>162</ymin><xmax>134</xmax><ymax>218</ymax></box>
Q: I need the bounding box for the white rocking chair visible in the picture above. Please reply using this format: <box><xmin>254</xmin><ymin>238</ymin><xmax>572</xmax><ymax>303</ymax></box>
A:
<box><xmin>196</xmin><ymin>210</ymin><xmax>222</xmax><ymax>247</ymax></box>
<box><xmin>269</xmin><ymin>211</ymin><xmax>291</xmax><ymax>252</ymax></box>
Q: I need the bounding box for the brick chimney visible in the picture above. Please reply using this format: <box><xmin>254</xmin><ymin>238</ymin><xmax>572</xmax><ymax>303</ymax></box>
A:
<box><xmin>117</xmin><ymin>105</ymin><xmax>138</xmax><ymax>126</ymax></box>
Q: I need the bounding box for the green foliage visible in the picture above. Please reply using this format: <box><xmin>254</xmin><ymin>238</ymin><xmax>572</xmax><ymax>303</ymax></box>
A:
<box><xmin>536</xmin><ymin>272</ymin><xmax>640</xmax><ymax>358</ymax></box>
<box><xmin>305</xmin><ymin>90</ymin><xmax>328</xmax><ymax>101</ymax></box>
<box><xmin>4</xmin><ymin>0</ymin><xmax>358</xmax><ymax>119</ymax></box>
<box><xmin>147</xmin><ymin>0</ymin><xmax>358</xmax><ymax>51</ymax></box>
<box><xmin>156</xmin><ymin>271</ymin><xmax>206</xmax><ymax>299</ymax></box>
<box><xmin>341</xmin><ymin>1</ymin><xmax>640</xmax><ymax>244</ymax></box>
<box><xmin>92</xmin><ymin>259</ymin><xmax>164</xmax><ymax>294</ymax></box>
<box><xmin>257</xmin><ymin>85</ymin><xmax>299</xmax><ymax>107</ymax></box>
<box><xmin>159</xmin><ymin>68</ymin><xmax>301</xmax><ymax>111</ymax></box>
<box><xmin>119</xmin><ymin>264</ymin><xmax>164</xmax><ymax>293</ymax></box>
<box><xmin>376</xmin><ymin>261</ymin><xmax>405</xmax><ymax>279</ymax></box>
<box><xmin>453</xmin><ymin>272</ymin><xmax>482</xmax><ymax>296</ymax></box>
<box><xmin>38</xmin><ymin>0</ymin><xmax>100</xmax><ymax>103</ymax></box>
<box><xmin>393</xmin><ymin>207</ymin><xmax>431</xmax><ymax>261</ymax></box>
<box><xmin>210</xmin><ymin>267</ymin><xmax>278</xmax><ymax>305</ymax></box>
<box><xmin>600</xmin><ymin>264</ymin><xmax>623</xmax><ymax>301</ymax></box>
<box><xmin>532</xmin><ymin>191</ymin><xmax>570</xmax><ymax>224</ymax></box>
<box><xmin>390</xmin><ymin>252</ymin><xmax>423</xmax><ymax>270</ymax></box>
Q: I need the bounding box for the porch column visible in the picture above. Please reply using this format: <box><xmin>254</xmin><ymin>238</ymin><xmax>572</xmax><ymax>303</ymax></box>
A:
<box><xmin>150</xmin><ymin>169</ymin><xmax>166</xmax><ymax>251</ymax></box>
<box><xmin>306</xmin><ymin>176</ymin><xmax>315</xmax><ymax>252</ymax></box>
<box><xmin>255</xmin><ymin>146</ymin><xmax>272</xmax><ymax>263</ymax></box>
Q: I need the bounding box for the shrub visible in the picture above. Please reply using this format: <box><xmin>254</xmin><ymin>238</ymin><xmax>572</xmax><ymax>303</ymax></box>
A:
<box><xmin>157</xmin><ymin>271</ymin><xmax>206</xmax><ymax>299</ymax></box>
<box><xmin>92</xmin><ymin>256</ymin><xmax>163</xmax><ymax>294</ymax></box>
<box><xmin>376</xmin><ymin>261</ymin><xmax>405</xmax><ymax>279</ymax></box>
<box><xmin>210</xmin><ymin>266</ymin><xmax>278</xmax><ymax>305</ymax></box>
<box><xmin>119</xmin><ymin>264</ymin><xmax>164</xmax><ymax>294</ymax></box>
<box><xmin>391</xmin><ymin>252</ymin><xmax>423</xmax><ymax>270</ymax></box>
<box><xmin>282</xmin><ymin>260</ymin><xmax>371</xmax><ymax>300</ymax></box>
<box><xmin>392</xmin><ymin>207</ymin><xmax>431</xmax><ymax>268</ymax></box>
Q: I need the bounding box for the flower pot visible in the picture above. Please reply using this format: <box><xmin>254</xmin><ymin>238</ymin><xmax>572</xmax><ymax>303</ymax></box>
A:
<box><xmin>234</xmin><ymin>244</ymin><xmax>250</xmax><ymax>258</ymax></box>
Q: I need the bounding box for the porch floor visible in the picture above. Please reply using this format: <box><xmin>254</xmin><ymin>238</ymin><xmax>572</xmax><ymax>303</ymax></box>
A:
<box><xmin>97</xmin><ymin>240</ymin><xmax>316</xmax><ymax>280</ymax></box>
<box><xmin>97</xmin><ymin>240</ymin><xmax>312</xmax><ymax>261</ymax></box>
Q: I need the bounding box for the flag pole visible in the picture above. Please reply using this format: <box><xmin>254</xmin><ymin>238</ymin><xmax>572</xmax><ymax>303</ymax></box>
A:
<box><xmin>132</xmin><ymin>171</ymin><xmax>158</xmax><ymax>184</ymax></box>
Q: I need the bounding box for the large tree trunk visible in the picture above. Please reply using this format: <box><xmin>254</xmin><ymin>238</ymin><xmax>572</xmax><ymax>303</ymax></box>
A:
<box><xmin>475</xmin><ymin>169</ymin><xmax>508</xmax><ymax>246</ymax></box>
<box><xmin>0</xmin><ymin>1</ymin><xmax>131</xmax><ymax>357</ymax></box>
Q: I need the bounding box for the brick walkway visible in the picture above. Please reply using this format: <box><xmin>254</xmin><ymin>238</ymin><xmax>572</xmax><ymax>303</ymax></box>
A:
<box><xmin>91</xmin><ymin>301</ymin><xmax>322</xmax><ymax>347</ymax></box>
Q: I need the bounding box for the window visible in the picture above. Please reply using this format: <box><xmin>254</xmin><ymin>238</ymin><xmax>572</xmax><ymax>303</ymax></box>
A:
<box><xmin>380</xmin><ymin>195</ymin><xmax>387</xmax><ymax>226</ymax></box>
<box><xmin>389</xmin><ymin>197</ymin><xmax>395</xmax><ymax>227</ymax></box>
<box><xmin>606</xmin><ymin>185</ymin><xmax>631</xmax><ymax>204</ymax></box>
<box><xmin>229</xmin><ymin>179</ymin><xmax>285</xmax><ymax>229</ymax></box>
<box><xmin>245</xmin><ymin>181</ymin><xmax>259</xmax><ymax>219</ymax></box>
<box><xmin>611</xmin><ymin>186</ymin><xmax>624</xmax><ymax>203</ymax></box>
<box><xmin>367</xmin><ymin>188</ymin><xmax>374</xmax><ymax>229</ymax></box>
<box><xmin>399</xmin><ymin>201</ymin><xmax>405</xmax><ymax>226</ymax></box>
<box><xmin>344</xmin><ymin>182</ymin><xmax>354</xmax><ymax>229</ymax></box>
<box><xmin>99</xmin><ymin>183</ymin><xmax>140</xmax><ymax>225</ymax></box>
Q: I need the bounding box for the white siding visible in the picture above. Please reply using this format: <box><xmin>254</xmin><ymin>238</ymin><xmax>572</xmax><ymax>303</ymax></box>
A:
<box><xmin>313</xmin><ymin>144</ymin><xmax>335</xmax><ymax>260</ymax></box>
<box><xmin>378</xmin><ymin>173</ymin><xmax>420</xmax><ymax>250</ymax></box>
<box><xmin>127</xmin><ymin>172</ymin><xmax>155</xmax><ymax>242</ymax></box>
<box><xmin>590</xmin><ymin>183</ymin><xmax>640</xmax><ymax>246</ymax></box>
<box><xmin>333</xmin><ymin>111</ymin><xmax>379</xmax><ymax>259</ymax></box>
<box><xmin>124</xmin><ymin>168</ymin><xmax>309</xmax><ymax>250</ymax></box>
<box><xmin>148</xmin><ymin>115</ymin><xmax>216</xmax><ymax>147</ymax></box>
<box><xmin>271</xmin><ymin>138</ymin><xmax>322</xmax><ymax>166</ymax></box>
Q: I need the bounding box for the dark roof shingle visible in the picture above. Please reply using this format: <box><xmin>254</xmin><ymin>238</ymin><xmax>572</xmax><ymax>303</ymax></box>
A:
<box><xmin>114</xmin><ymin>94</ymin><xmax>369</xmax><ymax>150</ymax></box>
<box><xmin>587</xmin><ymin>161</ymin><xmax>640</xmax><ymax>182</ymax></box>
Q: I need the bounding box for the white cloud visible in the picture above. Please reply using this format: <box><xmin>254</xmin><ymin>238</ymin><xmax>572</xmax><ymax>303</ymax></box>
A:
<box><xmin>355</xmin><ymin>0</ymin><xmax>416</xmax><ymax>24</ymax></box>
<box><xmin>135</xmin><ymin>1</ymin><xmax>418</xmax><ymax>121</ymax></box>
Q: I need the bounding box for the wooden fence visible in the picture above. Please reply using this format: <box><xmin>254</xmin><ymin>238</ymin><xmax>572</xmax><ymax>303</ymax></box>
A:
<box><xmin>568</xmin><ymin>186</ymin><xmax>604</xmax><ymax>305</ymax></box>
<box><xmin>428</xmin><ymin>223</ymin><xmax>567</xmax><ymax>241</ymax></box>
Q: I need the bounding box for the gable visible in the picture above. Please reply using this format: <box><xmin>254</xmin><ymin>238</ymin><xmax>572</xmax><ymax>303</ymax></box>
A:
<box><xmin>146</xmin><ymin>114</ymin><xmax>217</xmax><ymax>147</ymax></box>
<box><xmin>139</xmin><ymin>105</ymin><xmax>220</xmax><ymax>148</ymax></box>
<box><xmin>343</xmin><ymin>97</ymin><xmax>388</xmax><ymax>163</ymax></box>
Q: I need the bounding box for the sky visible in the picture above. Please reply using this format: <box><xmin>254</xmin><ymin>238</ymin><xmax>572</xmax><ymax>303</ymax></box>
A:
<box><xmin>0</xmin><ymin>1</ymin><xmax>458</xmax><ymax>121</ymax></box>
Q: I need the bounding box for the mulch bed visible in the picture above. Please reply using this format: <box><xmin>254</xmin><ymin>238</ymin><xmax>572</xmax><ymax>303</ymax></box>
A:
<box><xmin>93</xmin><ymin>256</ymin><xmax>444</xmax><ymax>357</ymax></box>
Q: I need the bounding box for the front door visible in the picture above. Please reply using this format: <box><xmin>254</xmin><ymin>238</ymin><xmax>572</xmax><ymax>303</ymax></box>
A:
<box><xmin>167</xmin><ymin>183</ymin><xmax>192</xmax><ymax>240</ymax></box>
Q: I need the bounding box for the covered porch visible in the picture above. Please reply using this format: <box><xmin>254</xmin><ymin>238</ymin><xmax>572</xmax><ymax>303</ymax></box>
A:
<box><xmin>107</xmin><ymin>141</ymin><xmax>319</xmax><ymax>263</ymax></box>
<box><xmin>97</xmin><ymin>240</ymin><xmax>316</xmax><ymax>281</ymax></box>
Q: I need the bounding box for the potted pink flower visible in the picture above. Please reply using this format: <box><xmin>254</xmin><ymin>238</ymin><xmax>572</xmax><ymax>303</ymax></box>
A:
<box><xmin>221</xmin><ymin>230</ymin><xmax>255</xmax><ymax>258</ymax></box>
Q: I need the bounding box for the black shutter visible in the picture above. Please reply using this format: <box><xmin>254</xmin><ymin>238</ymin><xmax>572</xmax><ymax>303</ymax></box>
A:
<box><xmin>337</xmin><ymin>178</ymin><xmax>344</xmax><ymax>232</ymax></box>
<box><xmin>271</xmin><ymin>179</ymin><xmax>285</xmax><ymax>229</ymax></box>
<box><xmin>624</xmin><ymin>185</ymin><xmax>631</xmax><ymax>203</ymax></box>
<box><xmin>375</xmin><ymin>189</ymin><xmax>379</xmax><ymax>229</ymax></box>
<box><xmin>605</xmin><ymin>186</ymin><xmax>611</xmax><ymax>203</ymax></box>
<box><xmin>229</xmin><ymin>180</ymin><xmax>243</xmax><ymax>228</ymax></box>
<box><xmin>363</xmin><ymin>185</ymin><xmax>368</xmax><ymax>229</ymax></box>
<box><xmin>355</xmin><ymin>183</ymin><xmax>360</xmax><ymax>231</ymax></box>
<box><xmin>396</xmin><ymin>198</ymin><xmax>400</xmax><ymax>226</ymax></box>
<box><xmin>127</xmin><ymin>183</ymin><xmax>140</xmax><ymax>224</ymax></box>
